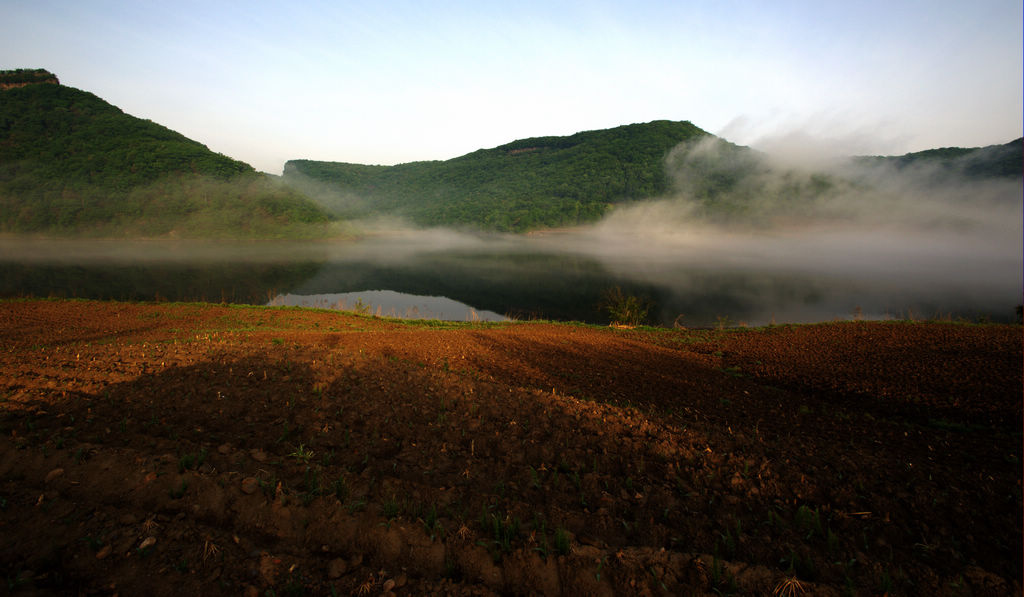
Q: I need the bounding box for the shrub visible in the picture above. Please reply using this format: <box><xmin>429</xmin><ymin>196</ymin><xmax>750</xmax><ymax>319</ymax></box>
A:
<box><xmin>600</xmin><ymin>286</ymin><xmax>650</xmax><ymax>326</ymax></box>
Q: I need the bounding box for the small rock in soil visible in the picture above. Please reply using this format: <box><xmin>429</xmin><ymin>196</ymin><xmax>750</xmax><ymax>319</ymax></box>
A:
<box><xmin>241</xmin><ymin>477</ymin><xmax>259</xmax><ymax>494</ymax></box>
<box><xmin>44</xmin><ymin>468</ymin><xmax>64</xmax><ymax>483</ymax></box>
<box><xmin>327</xmin><ymin>558</ymin><xmax>348</xmax><ymax>579</ymax></box>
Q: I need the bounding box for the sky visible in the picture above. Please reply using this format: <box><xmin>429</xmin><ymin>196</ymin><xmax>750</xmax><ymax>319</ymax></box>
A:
<box><xmin>3</xmin><ymin>0</ymin><xmax>1022</xmax><ymax>174</ymax></box>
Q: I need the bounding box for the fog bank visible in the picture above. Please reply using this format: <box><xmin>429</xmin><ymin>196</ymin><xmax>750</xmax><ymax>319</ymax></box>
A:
<box><xmin>564</xmin><ymin>136</ymin><xmax>1021</xmax><ymax>284</ymax></box>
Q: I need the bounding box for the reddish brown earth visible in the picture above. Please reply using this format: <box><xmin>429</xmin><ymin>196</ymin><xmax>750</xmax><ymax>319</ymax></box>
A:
<box><xmin>0</xmin><ymin>299</ymin><xmax>1020</xmax><ymax>596</ymax></box>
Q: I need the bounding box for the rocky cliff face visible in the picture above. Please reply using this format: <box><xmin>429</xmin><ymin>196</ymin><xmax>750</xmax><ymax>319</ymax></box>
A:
<box><xmin>0</xmin><ymin>68</ymin><xmax>60</xmax><ymax>90</ymax></box>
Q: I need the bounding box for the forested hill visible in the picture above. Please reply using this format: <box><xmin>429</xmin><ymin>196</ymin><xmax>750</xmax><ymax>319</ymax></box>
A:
<box><xmin>0</xmin><ymin>70</ymin><xmax>331</xmax><ymax>238</ymax></box>
<box><xmin>286</xmin><ymin>120</ymin><xmax>1022</xmax><ymax>232</ymax></box>
<box><xmin>283</xmin><ymin>120</ymin><xmax>710</xmax><ymax>231</ymax></box>
<box><xmin>0</xmin><ymin>68</ymin><xmax>59</xmax><ymax>89</ymax></box>
<box><xmin>855</xmin><ymin>138</ymin><xmax>1023</xmax><ymax>180</ymax></box>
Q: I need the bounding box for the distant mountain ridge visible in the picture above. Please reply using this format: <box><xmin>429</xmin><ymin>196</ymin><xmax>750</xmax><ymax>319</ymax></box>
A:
<box><xmin>284</xmin><ymin>120</ymin><xmax>711</xmax><ymax>231</ymax></box>
<box><xmin>856</xmin><ymin>138</ymin><xmax>1023</xmax><ymax>180</ymax></box>
<box><xmin>286</xmin><ymin>121</ymin><xmax>1021</xmax><ymax>232</ymax></box>
<box><xmin>0</xmin><ymin>69</ymin><xmax>331</xmax><ymax>238</ymax></box>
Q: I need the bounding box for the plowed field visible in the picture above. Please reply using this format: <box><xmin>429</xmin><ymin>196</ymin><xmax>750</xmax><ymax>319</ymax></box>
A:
<box><xmin>0</xmin><ymin>299</ymin><xmax>1020</xmax><ymax>596</ymax></box>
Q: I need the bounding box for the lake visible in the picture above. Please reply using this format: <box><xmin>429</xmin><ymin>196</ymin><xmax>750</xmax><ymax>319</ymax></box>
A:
<box><xmin>1</xmin><ymin>222</ymin><xmax>1020</xmax><ymax>326</ymax></box>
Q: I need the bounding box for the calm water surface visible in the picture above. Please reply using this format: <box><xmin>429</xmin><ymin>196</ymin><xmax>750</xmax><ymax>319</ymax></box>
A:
<box><xmin>1</xmin><ymin>226</ymin><xmax>1019</xmax><ymax>326</ymax></box>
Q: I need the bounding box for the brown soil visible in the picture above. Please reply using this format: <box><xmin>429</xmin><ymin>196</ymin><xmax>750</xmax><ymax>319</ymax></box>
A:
<box><xmin>0</xmin><ymin>299</ymin><xmax>1020</xmax><ymax>596</ymax></box>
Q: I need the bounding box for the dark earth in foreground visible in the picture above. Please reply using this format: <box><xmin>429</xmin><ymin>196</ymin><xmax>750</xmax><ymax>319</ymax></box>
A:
<box><xmin>1</xmin><ymin>300</ymin><xmax>1020</xmax><ymax>595</ymax></box>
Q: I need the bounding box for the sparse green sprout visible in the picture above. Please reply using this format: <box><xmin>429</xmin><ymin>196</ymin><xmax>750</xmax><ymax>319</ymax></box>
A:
<box><xmin>479</xmin><ymin>508</ymin><xmax>520</xmax><ymax>558</ymax></box>
<box><xmin>423</xmin><ymin>504</ymin><xmax>443</xmax><ymax>539</ymax></box>
<box><xmin>301</xmin><ymin>467</ymin><xmax>322</xmax><ymax>505</ymax></box>
<box><xmin>332</xmin><ymin>475</ymin><xmax>349</xmax><ymax>501</ymax></box>
<box><xmin>178</xmin><ymin>448</ymin><xmax>208</xmax><ymax>473</ymax></box>
<box><xmin>794</xmin><ymin>505</ymin><xmax>824</xmax><ymax>540</ymax></box>
<box><xmin>529</xmin><ymin>466</ymin><xmax>541</xmax><ymax>489</ymax></box>
<box><xmin>554</xmin><ymin>527</ymin><xmax>571</xmax><ymax>556</ymax></box>
<box><xmin>169</xmin><ymin>479</ymin><xmax>188</xmax><ymax>499</ymax></box>
<box><xmin>290</xmin><ymin>443</ymin><xmax>314</xmax><ymax>464</ymax></box>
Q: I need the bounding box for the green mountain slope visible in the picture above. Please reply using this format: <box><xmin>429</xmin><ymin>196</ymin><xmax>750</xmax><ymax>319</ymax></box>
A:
<box><xmin>286</xmin><ymin>120</ymin><xmax>1022</xmax><ymax>232</ymax></box>
<box><xmin>855</xmin><ymin>138</ymin><xmax>1023</xmax><ymax>180</ymax></box>
<box><xmin>0</xmin><ymin>70</ymin><xmax>331</xmax><ymax>238</ymax></box>
<box><xmin>284</xmin><ymin>120</ymin><xmax>710</xmax><ymax>231</ymax></box>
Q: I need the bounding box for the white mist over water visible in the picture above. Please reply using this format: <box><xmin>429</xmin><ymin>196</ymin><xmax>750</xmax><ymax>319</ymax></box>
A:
<box><xmin>510</xmin><ymin>135</ymin><xmax>1022</xmax><ymax>324</ymax></box>
<box><xmin>1</xmin><ymin>220</ymin><xmax>1019</xmax><ymax>325</ymax></box>
<box><xmin>1</xmin><ymin>133</ymin><xmax>1020</xmax><ymax>325</ymax></box>
<box><xmin>560</xmin><ymin>135</ymin><xmax>1022</xmax><ymax>287</ymax></box>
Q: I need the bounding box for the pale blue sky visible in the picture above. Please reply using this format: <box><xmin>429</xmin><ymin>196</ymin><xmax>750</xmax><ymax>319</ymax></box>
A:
<box><xmin>4</xmin><ymin>0</ymin><xmax>1021</xmax><ymax>173</ymax></box>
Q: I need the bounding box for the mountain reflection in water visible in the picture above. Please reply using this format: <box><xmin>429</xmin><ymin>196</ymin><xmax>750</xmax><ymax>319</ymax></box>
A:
<box><xmin>0</xmin><ymin>227</ymin><xmax>1019</xmax><ymax>327</ymax></box>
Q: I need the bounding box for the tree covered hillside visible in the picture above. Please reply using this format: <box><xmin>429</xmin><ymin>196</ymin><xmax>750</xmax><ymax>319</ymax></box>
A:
<box><xmin>0</xmin><ymin>68</ymin><xmax>59</xmax><ymax>88</ymax></box>
<box><xmin>284</xmin><ymin>120</ymin><xmax>709</xmax><ymax>231</ymax></box>
<box><xmin>855</xmin><ymin>138</ymin><xmax>1024</xmax><ymax>180</ymax></box>
<box><xmin>0</xmin><ymin>71</ymin><xmax>331</xmax><ymax>238</ymax></box>
<box><xmin>285</xmin><ymin>118</ymin><xmax>1022</xmax><ymax>232</ymax></box>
